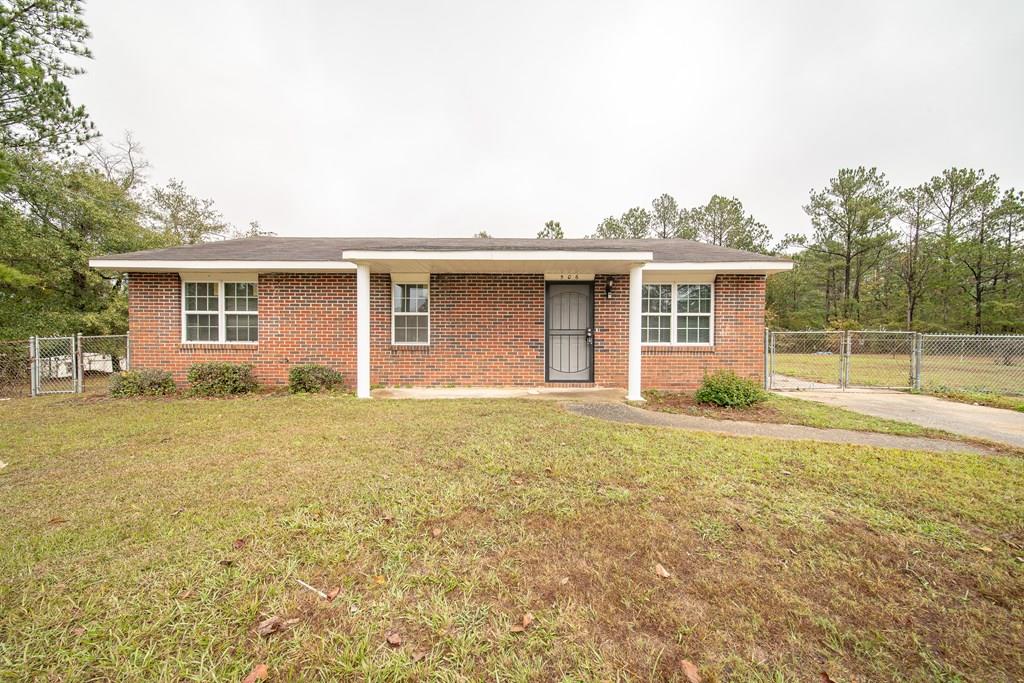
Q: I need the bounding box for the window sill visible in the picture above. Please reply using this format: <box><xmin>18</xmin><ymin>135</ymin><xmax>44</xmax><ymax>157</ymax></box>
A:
<box><xmin>179</xmin><ymin>342</ymin><xmax>258</xmax><ymax>351</ymax></box>
<box><xmin>389</xmin><ymin>344</ymin><xmax>431</xmax><ymax>352</ymax></box>
<box><xmin>642</xmin><ymin>345</ymin><xmax>715</xmax><ymax>354</ymax></box>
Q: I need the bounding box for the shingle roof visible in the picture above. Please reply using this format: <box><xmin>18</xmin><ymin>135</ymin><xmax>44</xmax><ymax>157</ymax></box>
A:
<box><xmin>97</xmin><ymin>236</ymin><xmax>789</xmax><ymax>264</ymax></box>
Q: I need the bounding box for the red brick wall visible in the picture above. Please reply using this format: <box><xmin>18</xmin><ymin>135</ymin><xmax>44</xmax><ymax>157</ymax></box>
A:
<box><xmin>127</xmin><ymin>272</ymin><xmax>356</xmax><ymax>386</ymax></box>
<box><xmin>127</xmin><ymin>271</ymin><xmax>765</xmax><ymax>390</ymax></box>
<box><xmin>370</xmin><ymin>273</ymin><xmax>546</xmax><ymax>386</ymax></box>
<box><xmin>641</xmin><ymin>274</ymin><xmax>767</xmax><ymax>390</ymax></box>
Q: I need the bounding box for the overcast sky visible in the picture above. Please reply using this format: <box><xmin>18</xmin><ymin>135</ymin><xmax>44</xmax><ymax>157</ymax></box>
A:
<box><xmin>69</xmin><ymin>0</ymin><xmax>1024</xmax><ymax>241</ymax></box>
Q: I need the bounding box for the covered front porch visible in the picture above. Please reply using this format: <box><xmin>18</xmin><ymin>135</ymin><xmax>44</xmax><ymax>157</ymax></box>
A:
<box><xmin>350</xmin><ymin>247</ymin><xmax>653</xmax><ymax>401</ymax></box>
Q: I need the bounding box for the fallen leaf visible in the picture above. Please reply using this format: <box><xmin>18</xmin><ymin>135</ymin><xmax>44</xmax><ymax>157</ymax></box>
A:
<box><xmin>255</xmin><ymin>616</ymin><xmax>300</xmax><ymax>637</ymax></box>
<box><xmin>978</xmin><ymin>545</ymin><xmax>993</xmax><ymax>553</ymax></box>
<box><xmin>48</xmin><ymin>517</ymin><xmax>67</xmax><ymax>525</ymax></box>
<box><xmin>655</xmin><ymin>563</ymin><xmax>671</xmax><ymax>578</ymax></box>
<box><xmin>559</xmin><ymin>576</ymin><xmax>569</xmax><ymax>586</ymax></box>
<box><xmin>218</xmin><ymin>559</ymin><xmax>234</xmax><ymax>567</ymax></box>
<box><xmin>373</xmin><ymin>575</ymin><xmax>386</xmax><ymax>585</ymax></box>
<box><xmin>381</xmin><ymin>513</ymin><xmax>394</xmax><ymax>524</ymax></box>
<box><xmin>1016</xmin><ymin>556</ymin><xmax>1024</xmax><ymax>563</ymax></box>
<box><xmin>70</xmin><ymin>626</ymin><xmax>85</xmax><ymax>637</ymax></box>
<box><xmin>177</xmin><ymin>589</ymin><xmax>194</xmax><ymax>600</ymax></box>
<box><xmin>233</xmin><ymin>538</ymin><xmax>247</xmax><ymax>550</ymax></box>
<box><xmin>680</xmin><ymin>659</ymin><xmax>701</xmax><ymax>683</ymax></box>
<box><xmin>510</xmin><ymin>624</ymin><xmax>525</xmax><ymax>633</ymax></box>
<box><xmin>522</xmin><ymin>612</ymin><xmax>534</xmax><ymax>629</ymax></box>
<box><xmin>430</xmin><ymin>527</ymin><xmax>442</xmax><ymax>538</ymax></box>
<box><xmin>242</xmin><ymin>663</ymin><xmax>269</xmax><ymax>683</ymax></box>
<box><xmin>543</xmin><ymin>466</ymin><xmax>553</xmax><ymax>474</ymax></box>
<box><xmin>819</xmin><ymin>673</ymin><xmax>836</xmax><ymax>683</ymax></box>
<box><xmin>412</xmin><ymin>649</ymin><xmax>428</xmax><ymax>662</ymax></box>
<box><xmin>326</xmin><ymin>586</ymin><xmax>341</xmax><ymax>601</ymax></box>
<box><xmin>171</xmin><ymin>507</ymin><xmax>184</xmax><ymax>517</ymax></box>
<box><xmin>385</xmin><ymin>631</ymin><xmax>402</xmax><ymax>647</ymax></box>
<box><xmin>512</xmin><ymin>478</ymin><xmax>523</xmax><ymax>485</ymax></box>
<box><xmin>781</xmin><ymin>470</ymin><xmax>792</xmax><ymax>476</ymax></box>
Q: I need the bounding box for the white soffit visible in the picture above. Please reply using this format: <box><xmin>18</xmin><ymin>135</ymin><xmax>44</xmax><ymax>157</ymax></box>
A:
<box><xmin>643</xmin><ymin>261</ymin><xmax>794</xmax><ymax>275</ymax></box>
<box><xmin>341</xmin><ymin>249</ymin><xmax>654</xmax><ymax>261</ymax></box>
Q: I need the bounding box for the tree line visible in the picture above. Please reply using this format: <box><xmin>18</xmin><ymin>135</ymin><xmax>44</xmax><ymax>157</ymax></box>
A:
<box><xmin>771</xmin><ymin>167</ymin><xmax>1022</xmax><ymax>333</ymax></box>
<box><xmin>0</xmin><ymin>0</ymin><xmax>261</xmax><ymax>339</ymax></box>
<box><xmin>542</xmin><ymin>170</ymin><xmax>1023</xmax><ymax>334</ymax></box>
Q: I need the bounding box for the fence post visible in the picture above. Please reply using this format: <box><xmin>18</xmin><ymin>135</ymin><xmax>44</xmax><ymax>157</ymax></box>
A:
<box><xmin>843</xmin><ymin>331</ymin><xmax>852</xmax><ymax>389</ymax></box>
<box><xmin>764</xmin><ymin>328</ymin><xmax>769</xmax><ymax>389</ymax></box>
<box><xmin>125</xmin><ymin>332</ymin><xmax>131</xmax><ymax>371</ymax></box>
<box><xmin>29</xmin><ymin>336</ymin><xmax>36</xmax><ymax>397</ymax></box>
<box><xmin>75</xmin><ymin>333</ymin><xmax>83</xmax><ymax>394</ymax></box>
<box><xmin>914</xmin><ymin>333</ymin><xmax>924</xmax><ymax>391</ymax></box>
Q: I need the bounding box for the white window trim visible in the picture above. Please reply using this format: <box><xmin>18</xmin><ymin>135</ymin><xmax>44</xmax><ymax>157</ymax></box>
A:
<box><xmin>391</xmin><ymin>280</ymin><xmax>430</xmax><ymax>346</ymax></box>
<box><xmin>181</xmin><ymin>279</ymin><xmax>259</xmax><ymax>345</ymax></box>
<box><xmin>641</xmin><ymin>282</ymin><xmax>714</xmax><ymax>347</ymax></box>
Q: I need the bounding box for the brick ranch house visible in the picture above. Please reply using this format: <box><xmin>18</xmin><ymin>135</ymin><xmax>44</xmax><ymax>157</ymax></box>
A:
<box><xmin>89</xmin><ymin>237</ymin><xmax>792</xmax><ymax>400</ymax></box>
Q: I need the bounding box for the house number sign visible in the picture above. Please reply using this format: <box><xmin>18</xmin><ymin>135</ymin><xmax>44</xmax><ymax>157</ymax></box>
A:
<box><xmin>545</xmin><ymin>272</ymin><xmax>595</xmax><ymax>281</ymax></box>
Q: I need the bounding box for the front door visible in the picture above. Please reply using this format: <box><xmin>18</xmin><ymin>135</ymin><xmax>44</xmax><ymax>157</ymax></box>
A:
<box><xmin>546</xmin><ymin>282</ymin><xmax>594</xmax><ymax>382</ymax></box>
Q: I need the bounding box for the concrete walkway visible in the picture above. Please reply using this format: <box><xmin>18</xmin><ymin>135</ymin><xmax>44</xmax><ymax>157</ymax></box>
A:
<box><xmin>564</xmin><ymin>402</ymin><xmax>993</xmax><ymax>455</ymax></box>
<box><xmin>779</xmin><ymin>389</ymin><xmax>1024</xmax><ymax>449</ymax></box>
<box><xmin>373</xmin><ymin>386</ymin><xmax>625</xmax><ymax>401</ymax></box>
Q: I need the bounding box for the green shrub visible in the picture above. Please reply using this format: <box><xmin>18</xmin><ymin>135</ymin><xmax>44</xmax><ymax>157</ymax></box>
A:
<box><xmin>186</xmin><ymin>362</ymin><xmax>257</xmax><ymax>396</ymax></box>
<box><xmin>288</xmin><ymin>364</ymin><xmax>345</xmax><ymax>393</ymax></box>
<box><xmin>109</xmin><ymin>369</ymin><xmax>176</xmax><ymax>397</ymax></box>
<box><xmin>694</xmin><ymin>370</ymin><xmax>768</xmax><ymax>408</ymax></box>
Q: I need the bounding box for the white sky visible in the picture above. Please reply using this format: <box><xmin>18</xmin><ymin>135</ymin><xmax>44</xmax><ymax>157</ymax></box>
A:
<box><xmin>69</xmin><ymin>0</ymin><xmax>1024</xmax><ymax>241</ymax></box>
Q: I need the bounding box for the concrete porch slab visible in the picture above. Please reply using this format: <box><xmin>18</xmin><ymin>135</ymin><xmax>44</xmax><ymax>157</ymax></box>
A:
<box><xmin>372</xmin><ymin>386</ymin><xmax>626</xmax><ymax>401</ymax></box>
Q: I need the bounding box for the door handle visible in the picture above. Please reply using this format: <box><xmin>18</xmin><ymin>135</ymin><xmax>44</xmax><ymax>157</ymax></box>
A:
<box><xmin>586</xmin><ymin>328</ymin><xmax>594</xmax><ymax>345</ymax></box>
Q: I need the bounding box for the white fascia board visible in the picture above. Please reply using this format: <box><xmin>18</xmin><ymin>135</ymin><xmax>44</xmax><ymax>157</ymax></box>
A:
<box><xmin>643</xmin><ymin>261</ymin><xmax>794</xmax><ymax>273</ymax></box>
<box><xmin>88</xmin><ymin>259</ymin><xmax>358</xmax><ymax>272</ymax></box>
<box><xmin>341</xmin><ymin>250</ymin><xmax>654</xmax><ymax>262</ymax></box>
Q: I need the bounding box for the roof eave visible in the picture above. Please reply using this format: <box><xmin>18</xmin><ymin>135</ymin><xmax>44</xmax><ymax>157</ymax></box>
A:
<box><xmin>88</xmin><ymin>258</ymin><xmax>358</xmax><ymax>272</ymax></box>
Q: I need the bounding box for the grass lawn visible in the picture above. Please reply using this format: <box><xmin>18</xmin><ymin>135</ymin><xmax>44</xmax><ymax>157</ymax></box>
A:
<box><xmin>1</xmin><ymin>395</ymin><xmax>1023</xmax><ymax>681</ymax></box>
<box><xmin>927</xmin><ymin>389</ymin><xmax>1024</xmax><ymax>414</ymax></box>
<box><xmin>773</xmin><ymin>352</ymin><xmax>1024</xmax><ymax>396</ymax></box>
<box><xmin>642</xmin><ymin>391</ymin><xmax>953</xmax><ymax>439</ymax></box>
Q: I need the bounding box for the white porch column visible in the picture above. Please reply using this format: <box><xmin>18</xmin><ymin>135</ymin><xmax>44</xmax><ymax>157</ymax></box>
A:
<box><xmin>627</xmin><ymin>264</ymin><xmax>644</xmax><ymax>401</ymax></box>
<box><xmin>356</xmin><ymin>264</ymin><xmax>371</xmax><ymax>398</ymax></box>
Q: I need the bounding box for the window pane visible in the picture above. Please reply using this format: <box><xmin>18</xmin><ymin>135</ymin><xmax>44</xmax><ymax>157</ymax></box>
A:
<box><xmin>185</xmin><ymin>282</ymin><xmax>218</xmax><ymax>312</ymax></box>
<box><xmin>226</xmin><ymin>313</ymin><xmax>258</xmax><ymax>342</ymax></box>
<box><xmin>678</xmin><ymin>284</ymin><xmax>711</xmax><ymax>313</ymax></box>
<box><xmin>393</xmin><ymin>284</ymin><xmax>429</xmax><ymax>313</ymax></box>
<box><xmin>224</xmin><ymin>283</ymin><xmax>257</xmax><ymax>312</ymax></box>
<box><xmin>677</xmin><ymin>315</ymin><xmax>711</xmax><ymax>344</ymax></box>
<box><xmin>185</xmin><ymin>313</ymin><xmax>218</xmax><ymax>341</ymax></box>
<box><xmin>641</xmin><ymin>314</ymin><xmax>671</xmax><ymax>343</ymax></box>
<box><xmin>394</xmin><ymin>314</ymin><xmax>428</xmax><ymax>343</ymax></box>
<box><xmin>642</xmin><ymin>284</ymin><xmax>671</xmax><ymax>313</ymax></box>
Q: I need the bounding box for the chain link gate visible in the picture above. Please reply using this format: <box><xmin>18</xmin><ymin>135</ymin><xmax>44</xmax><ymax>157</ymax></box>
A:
<box><xmin>22</xmin><ymin>334</ymin><xmax>130</xmax><ymax>397</ymax></box>
<box><xmin>766</xmin><ymin>331</ymin><xmax>845</xmax><ymax>390</ymax></box>
<box><xmin>768</xmin><ymin>330</ymin><xmax>917</xmax><ymax>391</ymax></box>
<box><xmin>846</xmin><ymin>331</ymin><xmax>917</xmax><ymax>389</ymax></box>
<box><xmin>31</xmin><ymin>336</ymin><xmax>78</xmax><ymax>395</ymax></box>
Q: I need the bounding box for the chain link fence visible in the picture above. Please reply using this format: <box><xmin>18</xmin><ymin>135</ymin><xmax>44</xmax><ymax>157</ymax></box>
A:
<box><xmin>919</xmin><ymin>334</ymin><xmax>1024</xmax><ymax>395</ymax></box>
<box><xmin>768</xmin><ymin>330</ymin><xmax>1024</xmax><ymax>396</ymax></box>
<box><xmin>0</xmin><ymin>339</ymin><xmax>32</xmax><ymax>398</ymax></box>
<box><xmin>0</xmin><ymin>334</ymin><xmax>129</xmax><ymax>399</ymax></box>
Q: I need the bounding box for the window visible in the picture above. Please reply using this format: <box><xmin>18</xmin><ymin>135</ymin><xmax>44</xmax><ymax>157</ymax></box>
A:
<box><xmin>183</xmin><ymin>280</ymin><xmax>258</xmax><ymax>343</ymax></box>
<box><xmin>641</xmin><ymin>284</ymin><xmax>672</xmax><ymax>343</ymax></box>
<box><xmin>641</xmin><ymin>282</ymin><xmax>713</xmax><ymax>345</ymax></box>
<box><xmin>392</xmin><ymin>282</ymin><xmax>429</xmax><ymax>344</ymax></box>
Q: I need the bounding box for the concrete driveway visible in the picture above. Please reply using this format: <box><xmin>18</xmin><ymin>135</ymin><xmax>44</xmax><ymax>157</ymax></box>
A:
<box><xmin>780</xmin><ymin>388</ymin><xmax>1024</xmax><ymax>448</ymax></box>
